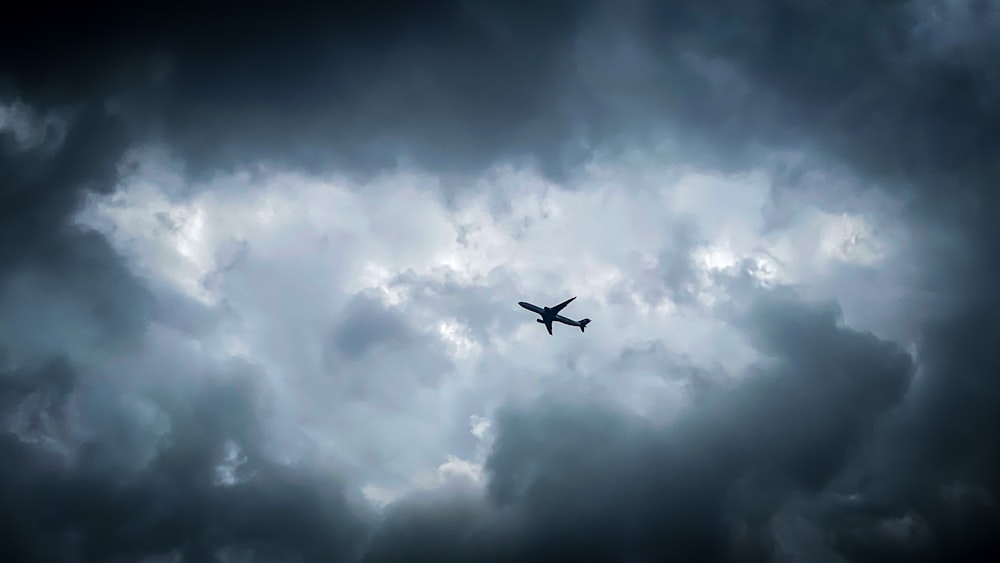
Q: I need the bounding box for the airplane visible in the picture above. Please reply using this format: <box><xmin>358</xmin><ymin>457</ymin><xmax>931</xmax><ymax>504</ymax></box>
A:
<box><xmin>518</xmin><ymin>296</ymin><xmax>591</xmax><ymax>335</ymax></box>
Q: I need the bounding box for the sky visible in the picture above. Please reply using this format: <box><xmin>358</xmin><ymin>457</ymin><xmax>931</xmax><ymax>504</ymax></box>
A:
<box><xmin>2</xmin><ymin>1</ymin><xmax>999</xmax><ymax>561</ymax></box>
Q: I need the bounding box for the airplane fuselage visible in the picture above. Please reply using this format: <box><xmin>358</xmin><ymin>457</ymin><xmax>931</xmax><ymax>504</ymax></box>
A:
<box><xmin>518</xmin><ymin>302</ymin><xmax>583</xmax><ymax>327</ymax></box>
<box><xmin>518</xmin><ymin>298</ymin><xmax>591</xmax><ymax>334</ymax></box>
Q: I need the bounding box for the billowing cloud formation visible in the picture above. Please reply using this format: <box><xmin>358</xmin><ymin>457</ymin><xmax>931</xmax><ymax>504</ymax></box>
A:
<box><xmin>0</xmin><ymin>290</ymin><xmax>915</xmax><ymax>562</ymax></box>
<box><xmin>3</xmin><ymin>1</ymin><xmax>1000</xmax><ymax>561</ymax></box>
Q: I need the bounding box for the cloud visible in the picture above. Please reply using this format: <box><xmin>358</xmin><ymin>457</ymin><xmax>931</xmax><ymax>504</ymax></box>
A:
<box><xmin>3</xmin><ymin>1</ymin><xmax>612</xmax><ymax>182</ymax></box>
<box><xmin>353</xmin><ymin>290</ymin><xmax>914</xmax><ymax>562</ymax></box>
<box><xmin>1</xmin><ymin>288</ymin><xmax>911</xmax><ymax>562</ymax></box>
<box><xmin>0</xmin><ymin>356</ymin><xmax>375</xmax><ymax>562</ymax></box>
<box><xmin>2</xmin><ymin>150</ymin><xmax>930</xmax><ymax>561</ymax></box>
<box><xmin>3</xmin><ymin>0</ymin><xmax>1000</xmax><ymax>561</ymax></box>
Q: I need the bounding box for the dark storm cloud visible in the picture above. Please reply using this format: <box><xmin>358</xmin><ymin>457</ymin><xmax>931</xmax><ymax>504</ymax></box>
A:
<box><xmin>3</xmin><ymin>0</ymin><xmax>607</xmax><ymax>181</ymax></box>
<box><xmin>661</xmin><ymin>4</ymin><xmax>1000</xmax><ymax>559</ymax></box>
<box><xmin>0</xmin><ymin>289</ymin><xmax>917</xmax><ymax>562</ymax></box>
<box><xmin>4</xmin><ymin>0</ymin><xmax>1000</xmax><ymax>561</ymax></box>
<box><xmin>604</xmin><ymin>339</ymin><xmax>729</xmax><ymax>409</ymax></box>
<box><xmin>3</xmin><ymin>0</ymin><xmax>998</xmax><ymax>197</ymax></box>
<box><xmin>0</xmin><ymin>100</ymin><xmax>153</xmax><ymax>342</ymax></box>
<box><xmin>599</xmin><ymin>5</ymin><xmax>1000</xmax><ymax>557</ymax></box>
<box><xmin>358</xmin><ymin>292</ymin><xmax>913</xmax><ymax>562</ymax></box>
<box><xmin>635</xmin><ymin>0</ymin><xmax>1000</xmax><ymax>228</ymax></box>
<box><xmin>0</xmin><ymin>357</ymin><xmax>375</xmax><ymax>563</ymax></box>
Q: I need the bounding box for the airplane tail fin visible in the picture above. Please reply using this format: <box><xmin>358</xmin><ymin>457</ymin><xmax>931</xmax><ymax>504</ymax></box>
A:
<box><xmin>579</xmin><ymin>318</ymin><xmax>591</xmax><ymax>332</ymax></box>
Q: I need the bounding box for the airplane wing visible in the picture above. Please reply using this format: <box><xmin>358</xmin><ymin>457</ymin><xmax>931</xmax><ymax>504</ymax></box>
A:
<box><xmin>549</xmin><ymin>296</ymin><xmax>576</xmax><ymax>315</ymax></box>
<box><xmin>544</xmin><ymin>319</ymin><xmax>553</xmax><ymax>335</ymax></box>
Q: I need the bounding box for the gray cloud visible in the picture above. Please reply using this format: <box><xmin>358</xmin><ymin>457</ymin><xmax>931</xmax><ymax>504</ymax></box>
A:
<box><xmin>323</xmin><ymin>293</ymin><xmax>453</xmax><ymax>405</ymax></box>
<box><xmin>0</xmin><ymin>358</ymin><xmax>374</xmax><ymax>562</ymax></box>
<box><xmin>366</xmin><ymin>291</ymin><xmax>914</xmax><ymax>561</ymax></box>
<box><xmin>3</xmin><ymin>1</ymin><xmax>607</xmax><ymax>183</ymax></box>
<box><xmin>329</xmin><ymin>294</ymin><xmax>424</xmax><ymax>362</ymax></box>
<box><xmin>0</xmin><ymin>291</ymin><xmax>917</xmax><ymax>562</ymax></box>
<box><xmin>3</xmin><ymin>0</ymin><xmax>1000</xmax><ymax>561</ymax></box>
<box><xmin>0</xmin><ymin>101</ymin><xmax>152</xmax><ymax>345</ymax></box>
<box><xmin>610</xmin><ymin>218</ymin><xmax>704</xmax><ymax>309</ymax></box>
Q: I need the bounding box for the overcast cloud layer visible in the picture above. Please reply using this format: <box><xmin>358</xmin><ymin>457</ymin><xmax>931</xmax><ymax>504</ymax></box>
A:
<box><xmin>3</xmin><ymin>1</ymin><xmax>1000</xmax><ymax>561</ymax></box>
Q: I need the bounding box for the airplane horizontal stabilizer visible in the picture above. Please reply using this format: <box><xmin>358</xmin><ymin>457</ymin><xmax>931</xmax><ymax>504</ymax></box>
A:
<box><xmin>579</xmin><ymin>318</ymin><xmax>591</xmax><ymax>332</ymax></box>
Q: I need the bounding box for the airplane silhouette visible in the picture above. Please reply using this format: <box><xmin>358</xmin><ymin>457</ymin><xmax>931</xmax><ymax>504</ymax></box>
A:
<box><xmin>518</xmin><ymin>296</ymin><xmax>591</xmax><ymax>335</ymax></box>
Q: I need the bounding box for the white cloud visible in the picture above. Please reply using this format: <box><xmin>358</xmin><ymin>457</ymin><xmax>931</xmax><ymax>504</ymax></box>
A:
<box><xmin>437</xmin><ymin>454</ymin><xmax>485</xmax><ymax>486</ymax></box>
<box><xmin>817</xmin><ymin>212</ymin><xmax>887</xmax><ymax>265</ymax></box>
<box><xmin>69</xmin><ymin>145</ymin><xmax>912</xmax><ymax>505</ymax></box>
